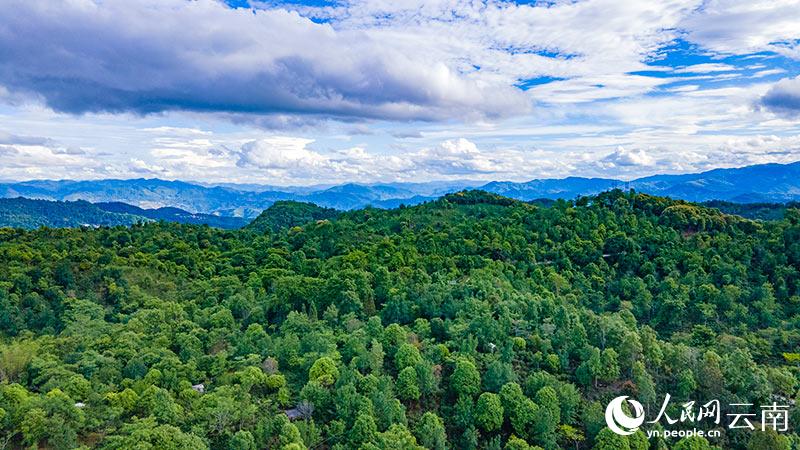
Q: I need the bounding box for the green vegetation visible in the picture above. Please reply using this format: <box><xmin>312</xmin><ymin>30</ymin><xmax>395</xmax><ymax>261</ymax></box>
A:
<box><xmin>0</xmin><ymin>197</ymin><xmax>247</xmax><ymax>230</ymax></box>
<box><xmin>247</xmin><ymin>201</ymin><xmax>340</xmax><ymax>234</ymax></box>
<box><xmin>702</xmin><ymin>200</ymin><xmax>800</xmax><ymax>221</ymax></box>
<box><xmin>0</xmin><ymin>189</ymin><xmax>798</xmax><ymax>449</ymax></box>
<box><xmin>0</xmin><ymin>198</ymin><xmax>146</xmax><ymax>229</ymax></box>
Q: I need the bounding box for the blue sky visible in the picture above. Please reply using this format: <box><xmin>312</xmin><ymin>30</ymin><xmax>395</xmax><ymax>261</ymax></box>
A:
<box><xmin>0</xmin><ymin>0</ymin><xmax>799</xmax><ymax>185</ymax></box>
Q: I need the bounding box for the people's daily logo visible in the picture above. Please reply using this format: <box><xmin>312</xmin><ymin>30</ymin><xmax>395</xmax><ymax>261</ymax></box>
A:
<box><xmin>605</xmin><ymin>396</ymin><xmax>645</xmax><ymax>435</ymax></box>
<box><xmin>605</xmin><ymin>394</ymin><xmax>791</xmax><ymax>439</ymax></box>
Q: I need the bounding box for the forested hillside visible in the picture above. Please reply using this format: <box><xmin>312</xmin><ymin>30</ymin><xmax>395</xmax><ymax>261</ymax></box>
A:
<box><xmin>0</xmin><ymin>198</ymin><xmax>246</xmax><ymax>230</ymax></box>
<box><xmin>0</xmin><ymin>198</ymin><xmax>146</xmax><ymax>229</ymax></box>
<box><xmin>0</xmin><ymin>190</ymin><xmax>798</xmax><ymax>449</ymax></box>
<box><xmin>247</xmin><ymin>201</ymin><xmax>340</xmax><ymax>234</ymax></box>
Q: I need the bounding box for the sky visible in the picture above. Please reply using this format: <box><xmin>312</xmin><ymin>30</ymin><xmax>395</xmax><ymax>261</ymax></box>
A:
<box><xmin>0</xmin><ymin>0</ymin><xmax>799</xmax><ymax>186</ymax></box>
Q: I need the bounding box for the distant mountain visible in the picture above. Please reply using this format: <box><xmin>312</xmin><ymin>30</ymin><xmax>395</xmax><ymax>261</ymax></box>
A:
<box><xmin>94</xmin><ymin>202</ymin><xmax>246</xmax><ymax>229</ymax></box>
<box><xmin>478</xmin><ymin>161</ymin><xmax>800</xmax><ymax>203</ymax></box>
<box><xmin>630</xmin><ymin>162</ymin><xmax>800</xmax><ymax>202</ymax></box>
<box><xmin>0</xmin><ymin>178</ymin><xmax>462</xmax><ymax>218</ymax></box>
<box><xmin>0</xmin><ymin>198</ymin><xmax>146</xmax><ymax>229</ymax></box>
<box><xmin>481</xmin><ymin>177</ymin><xmax>620</xmax><ymax>199</ymax></box>
<box><xmin>0</xmin><ymin>178</ymin><xmax>293</xmax><ymax>219</ymax></box>
<box><xmin>0</xmin><ymin>198</ymin><xmax>248</xmax><ymax>229</ymax></box>
<box><xmin>246</xmin><ymin>201</ymin><xmax>339</xmax><ymax>233</ymax></box>
<box><xmin>2</xmin><ymin>161</ymin><xmax>800</xmax><ymax>217</ymax></box>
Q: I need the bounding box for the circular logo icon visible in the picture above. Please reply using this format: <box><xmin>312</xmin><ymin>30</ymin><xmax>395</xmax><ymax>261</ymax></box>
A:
<box><xmin>605</xmin><ymin>396</ymin><xmax>645</xmax><ymax>435</ymax></box>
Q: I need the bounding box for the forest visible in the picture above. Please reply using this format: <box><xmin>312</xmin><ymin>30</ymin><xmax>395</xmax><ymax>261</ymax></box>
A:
<box><xmin>0</xmin><ymin>190</ymin><xmax>798</xmax><ymax>449</ymax></box>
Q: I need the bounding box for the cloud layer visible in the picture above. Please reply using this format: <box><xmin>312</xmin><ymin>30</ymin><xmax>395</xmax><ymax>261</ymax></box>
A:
<box><xmin>0</xmin><ymin>0</ymin><xmax>799</xmax><ymax>184</ymax></box>
<box><xmin>2</xmin><ymin>0</ymin><xmax>798</xmax><ymax>123</ymax></box>
<box><xmin>0</xmin><ymin>0</ymin><xmax>530</xmax><ymax>122</ymax></box>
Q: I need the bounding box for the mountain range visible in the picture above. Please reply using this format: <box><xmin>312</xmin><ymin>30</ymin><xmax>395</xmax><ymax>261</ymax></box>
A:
<box><xmin>0</xmin><ymin>161</ymin><xmax>799</xmax><ymax>221</ymax></box>
<box><xmin>0</xmin><ymin>198</ymin><xmax>247</xmax><ymax>229</ymax></box>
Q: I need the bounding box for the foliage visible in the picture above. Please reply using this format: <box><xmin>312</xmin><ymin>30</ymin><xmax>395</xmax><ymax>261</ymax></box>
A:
<box><xmin>0</xmin><ymin>190</ymin><xmax>798</xmax><ymax>449</ymax></box>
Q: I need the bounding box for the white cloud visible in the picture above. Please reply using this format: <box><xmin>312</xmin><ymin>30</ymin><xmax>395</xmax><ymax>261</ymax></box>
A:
<box><xmin>0</xmin><ymin>0</ymin><xmax>528</xmax><ymax>123</ymax></box>
<box><xmin>237</xmin><ymin>137</ymin><xmax>325</xmax><ymax>170</ymax></box>
<box><xmin>672</xmin><ymin>63</ymin><xmax>738</xmax><ymax>73</ymax></box>
<box><xmin>760</xmin><ymin>76</ymin><xmax>800</xmax><ymax>117</ymax></box>
<box><xmin>680</xmin><ymin>0</ymin><xmax>800</xmax><ymax>58</ymax></box>
<box><xmin>600</xmin><ymin>146</ymin><xmax>656</xmax><ymax>167</ymax></box>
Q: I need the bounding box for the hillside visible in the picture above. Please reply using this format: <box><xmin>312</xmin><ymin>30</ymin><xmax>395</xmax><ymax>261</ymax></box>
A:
<box><xmin>0</xmin><ymin>198</ymin><xmax>248</xmax><ymax>230</ymax></box>
<box><xmin>701</xmin><ymin>200</ymin><xmax>800</xmax><ymax>221</ymax></box>
<box><xmin>94</xmin><ymin>202</ymin><xmax>246</xmax><ymax>229</ymax></box>
<box><xmin>0</xmin><ymin>197</ymin><xmax>146</xmax><ymax>228</ymax></box>
<box><xmin>0</xmin><ymin>190</ymin><xmax>798</xmax><ymax>449</ymax></box>
<box><xmin>246</xmin><ymin>200</ymin><xmax>340</xmax><ymax>233</ymax></box>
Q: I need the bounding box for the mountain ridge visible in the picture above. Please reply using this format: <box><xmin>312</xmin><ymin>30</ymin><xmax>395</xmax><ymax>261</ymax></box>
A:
<box><xmin>1</xmin><ymin>160</ymin><xmax>799</xmax><ymax>218</ymax></box>
<box><xmin>0</xmin><ymin>197</ymin><xmax>247</xmax><ymax>229</ymax></box>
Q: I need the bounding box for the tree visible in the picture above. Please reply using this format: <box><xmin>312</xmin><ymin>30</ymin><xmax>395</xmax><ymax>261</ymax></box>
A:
<box><xmin>371</xmin><ymin>424</ymin><xmax>424</xmax><ymax>450</ymax></box>
<box><xmin>279</xmin><ymin>421</ymin><xmax>307</xmax><ymax>449</ymax></box>
<box><xmin>746</xmin><ymin>429</ymin><xmax>791</xmax><ymax>450</ymax></box>
<box><xmin>102</xmin><ymin>417</ymin><xmax>208</xmax><ymax>450</ymax></box>
<box><xmin>632</xmin><ymin>362</ymin><xmax>656</xmax><ymax>407</ymax></box>
<box><xmin>499</xmin><ymin>383</ymin><xmax>538</xmax><ymax>440</ymax></box>
<box><xmin>395</xmin><ymin>344</ymin><xmax>422</xmax><ymax>370</ymax></box>
<box><xmin>534</xmin><ymin>386</ymin><xmax>560</xmax><ymax>425</ymax></box>
<box><xmin>483</xmin><ymin>360</ymin><xmax>517</xmax><ymax>393</ymax></box>
<box><xmin>697</xmin><ymin>351</ymin><xmax>724</xmax><ymax>397</ymax></box>
<box><xmin>532</xmin><ymin>386</ymin><xmax>559</xmax><ymax>448</ymax></box>
<box><xmin>230</xmin><ymin>430</ymin><xmax>256</xmax><ymax>450</ymax></box>
<box><xmin>557</xmin><ymin>424</ymin><xmax>585</xmax><ymax>450</ymax></box>
<box><xmin>397</xmin><ymin>367</ymin><xmax>421</xmax><ymax>401</ymax></box>
<box><xmin>415</xmin><ymin>412</ymin><xmax>447</xmax><ymax>450</ymax></box>
<box><xmin>676</xmin><ymin>369</ymin><xmax>697</xmax><ymax>398</ymax></box>
<box><xmin>475</xmin><ymin>392</ymin><xmax>504</xmax><ymax>432</ymax></box>
<box><xmin>351</xmin><ymin>413</ymin><xmax>378</xmax><ymax>447</ymax></box>
<box><xmin>504</xmin><ymin>435</ymin><xmax>534</xmax><ymax>450</ymax></box>
<box><xmin>368</xmin><ymin>340</ymin><xmax>385</xmax><ymax>374</ymax></box>
<box><xmin>451</xmin><ymin>358</ymin><xmax>481</xmax><ymax>398</ymax></box>
<box><xmin>592</xmin><ymin>428</ymin><xmax>630</xmax><ymax>450</ymax></box>
<box><xmin>672</xmin><ymin>436</ymin><xmax>715</xmax><ymax>450</ymax></box>
<box><xmin>598</xmin><ymin>348</ymin><xmax>620</xmax><ymax>383</ymax></box>
<box><xmin>309</xmin><ymin>356</ymin><xmax>339</xmax><ymax>386</ymax></box>
<box><xmin>0</xmin><ymin>340</ymin><xmax>36</xmax><ymax>383</ymax></box>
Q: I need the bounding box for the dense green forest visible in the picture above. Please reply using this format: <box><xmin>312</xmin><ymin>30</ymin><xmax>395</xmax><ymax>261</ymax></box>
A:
<box><xmin>0</xmin><ymin>198</ymin><xmax>146</xmax><ymax>229</ymax></box>
<box><xmin>0</xmin><ymin>190</ymin><xmax>798</xmax><ymax>449</ymax></box>
<box><xmin>0</xmin><ymin>198</ymin><xmax>246</xmax><ymax>230</ymax></box>
<box><xmin>701</xmin><ymin>200</ymin><xmax>800</xmax><ymax>221</ymax></box>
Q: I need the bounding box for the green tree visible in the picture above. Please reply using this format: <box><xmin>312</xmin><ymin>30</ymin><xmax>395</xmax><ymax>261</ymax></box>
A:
<box><xmin>451</xmin><ymin>358</ymin><xmax>481</xmax><ymax>398</ymax></box>
<box><xmin>746</xmin><ymin>429</ymin><xmax>791</xmax><ymax>450</ymax></box>
<box><xmin>395</xmin><ymin>344</ymin><xmax>422</xmax><ymax>370</ymax></box>
<box><xmin>475</xmin><ymin>392</ymin><xmax>504</xmax><ymax>432</ymax></box>
<box><xmin>592</xmin><ymin>427</ymin><xmax>630</xmax><ymax>450</ymax></box>
<box><xmin>397</xmin><ymin>367</ymin><xmax>421</xmax><ymax>401</ymax></box>
<box><xmin>415</xmin><ymin>412</ymin><xmax>447</xmax><ymax>450</ymax></box>
<box><xmin>672</xmin><ymin>435</ymin><xmax>715</xmax><ymax>450</ymax></box>
<box><xmin>351</xmin><ymin>413</ymin><xmax>378</xmax><ymax>447</ymax></box>
<box><xmin>499</xmin><ymin>383</ymin><xmax>538</xmax><ymax>440</ymax></box>
<box><xmin>230</xmin><ymin>430</ymin><xmax>256</xmax><ymax>450</ymax></box>
<box><xmin>370</xmin><ymin>424</ymin><xmax>424</xmax><ymax>450</ymax></box>
<box><xmin>102</xmin><ymin>417</ymin><xmax>208</xmax><ymax>450</ymax></box>
<box><xmin>309</xmin><ymin>356</ymin><xmax>339</xmax><ymax>386</ymax></box>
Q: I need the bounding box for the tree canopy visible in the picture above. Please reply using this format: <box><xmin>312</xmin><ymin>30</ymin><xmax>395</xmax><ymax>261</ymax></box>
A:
<box><xmin>0</xmin><ymin>189</ymin><xmax>798</xmax><ymax>449</ymax></box>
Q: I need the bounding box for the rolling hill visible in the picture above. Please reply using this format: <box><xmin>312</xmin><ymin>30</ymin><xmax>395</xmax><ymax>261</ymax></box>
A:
<box><xmin>0</xmin><ymin>198</ymin><xmax>247</xmax><ymax>229</ymax></box>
